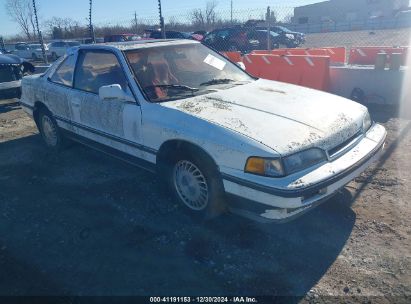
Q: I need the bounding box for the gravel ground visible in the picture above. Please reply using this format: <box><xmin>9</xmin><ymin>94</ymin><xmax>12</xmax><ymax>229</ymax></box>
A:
<box><xmin>0</xmin><ymin>98</ymin><xmax>410</xmax><ymax>302</ymax></box>
<box><xmin>303</xmin><ymin>28</ymin><xmax>411</xmax><ymax>48</ymax></box>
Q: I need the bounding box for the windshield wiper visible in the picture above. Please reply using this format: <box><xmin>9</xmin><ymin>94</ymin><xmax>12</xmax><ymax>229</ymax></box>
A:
<box><xmin>200</xmin><ymin>78</ymin><xmax>234</xmax><ymax>86</ymax></box>
<box><xmin>145</xmin><ymin>84</ymin><xmax>199</xmax><ymax>92</ymax></box>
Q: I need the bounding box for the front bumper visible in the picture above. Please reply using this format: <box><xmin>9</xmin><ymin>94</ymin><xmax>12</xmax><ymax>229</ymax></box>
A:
<box><xmin>0</xmin><ymin>81</ymin><xmax>22</xmax><ymax>99</ymax></box>
<box><xmin>223</xmin><ymin>123</ymin><xmax>387</xmax><ymax>222</ymax></box>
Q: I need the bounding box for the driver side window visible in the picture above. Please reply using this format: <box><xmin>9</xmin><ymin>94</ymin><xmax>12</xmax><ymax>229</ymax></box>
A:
<box><xmin>74</xmin><ymin>50</ymin><xmax>128</xmax><ymax>94</ymax></box>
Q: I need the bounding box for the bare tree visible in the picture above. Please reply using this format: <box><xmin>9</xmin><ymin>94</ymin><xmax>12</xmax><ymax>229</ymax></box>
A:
<box><xmin>190</xmin><ymin>1</ymin><xmax>218</xmax><ymax>30</ymax></box>
<box><xmin>5</xmin><ymin>0</ymin><xmax>37</xmax><ymax>40</ymax></box>
<box><xmin>44</xmin><ymin>17</ymin><xmax>85</xmax><ymax>39</ymax></box>
<box><xmin>282</xmin><ymin>13</ymin><xmax>294</xmax><ymax>24</ymax></box>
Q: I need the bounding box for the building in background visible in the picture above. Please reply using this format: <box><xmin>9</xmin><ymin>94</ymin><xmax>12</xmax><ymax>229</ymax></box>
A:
<box><xmin>293</xmin><ymin>0</ymin><xmax>409</xmax><ymax>25</ymax></box>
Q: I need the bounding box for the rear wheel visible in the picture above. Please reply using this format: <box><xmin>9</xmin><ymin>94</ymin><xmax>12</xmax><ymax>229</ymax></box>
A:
<box><xmin>38</xmin><ymin>109</ymin><xmax>64</xmax><ymax>150</ymax></box>
<box><xmin>165</xmin><ymin>150</ymin><xmax>226</xmax><ymax>220</ymax></box>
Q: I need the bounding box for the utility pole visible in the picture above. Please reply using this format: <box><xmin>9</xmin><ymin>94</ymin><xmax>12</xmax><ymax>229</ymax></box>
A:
<box><xmin>32</xmin><ymin>0</ymin><xmax>48</xmax><ymax>64</ymax></box>
<box><xmin>230</xmin><ymin>0</ymin><xmax>233</xmax><ymax>25</ymax></box>
<box><xmin>266</xmin><ymin>6</ymin><xmax>271</xmax><ymax>51</ymax></box>
<box><xmin>0</xmin><ymin>37</ymin><xmax>5</xmax><ymax>51</ymax></box>
<box><xmin>158</xmin><ymin>0</ymin><xmax>166</xmax><ymax>39</ymax></box>
<box><xmin>134</xmin><ymin>11</ymin><xmax>138</xmax><ymax>34</ymax></box>
<box><xmin>89</xmin><ymin>0</ymin><xmax>96</xmax><ymax>43</ymax></box>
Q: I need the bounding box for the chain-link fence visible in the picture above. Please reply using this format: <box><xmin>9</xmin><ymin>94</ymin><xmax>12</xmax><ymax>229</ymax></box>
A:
<box><xmin>2</xmin><ymin>6</ymin><xmax>411</xmax><ymax>62</ymax></box>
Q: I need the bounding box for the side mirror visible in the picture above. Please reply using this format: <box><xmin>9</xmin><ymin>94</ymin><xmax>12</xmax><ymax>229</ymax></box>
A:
<box><xmin>22</xmin><ymin>61</ymin><xmax>35</xmax><ymax>74</ymax></box>
<box><xmin>99</xmin><ymin>84</ymin><xmax>135</xmax><ymax>102</ymax></box>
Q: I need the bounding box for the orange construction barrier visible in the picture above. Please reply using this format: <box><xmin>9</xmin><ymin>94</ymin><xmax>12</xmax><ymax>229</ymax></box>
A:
<box><xmin>251</xmin><ymin>47</ymin><xmax>346</xmax><ymax>64</ymax></box>
<box><xmin>323</xmin><ymin>47</ymin><xmax>346</xmax><ymax>65</ymax></box>
<box><xmin>243</xmin><ymin>54</ymin><xmax>330</xmax><ymax>91</ymax></box>
<box><xmin>221</xmin><ymin>51</ymin><xmax>242</xmax><ymax>63</ymax></box>
<box><xmin>348</xmin><ymin>47</ymin><xmax>407</xmax><ymax>65</ymax></box>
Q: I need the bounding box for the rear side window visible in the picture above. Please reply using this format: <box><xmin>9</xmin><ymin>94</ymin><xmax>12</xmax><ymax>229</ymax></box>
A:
<box><xmin>74</xmin><ymin>50</ymin><xmax>127</xmax><ymax>94</ymax></box>
<box><xmin>50</xmin><ymin>54</ymin><xmax>76</xmax><ymax>87</ymax></box>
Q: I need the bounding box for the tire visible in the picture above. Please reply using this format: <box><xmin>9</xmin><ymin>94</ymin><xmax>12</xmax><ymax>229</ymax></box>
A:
<box><xmin>38</xmin><ymin>108</ymin><xmax>64</xmax><ymax>151</ymax></box>
<box><xmin>165</xmin><ymin>150</ymin><xmax>226</xmax><ymax>220</ymax></box>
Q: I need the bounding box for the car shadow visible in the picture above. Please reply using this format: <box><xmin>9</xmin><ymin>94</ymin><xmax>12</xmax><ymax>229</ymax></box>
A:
<box><xmin>0</xmin><ymin>134</ymin><xmax>355</xmax><ymax>298</ymax></box>
<box><xmin>199</xmin><ymin>189</ymin><xmax>355</xmax><ymax>298</ymax></box>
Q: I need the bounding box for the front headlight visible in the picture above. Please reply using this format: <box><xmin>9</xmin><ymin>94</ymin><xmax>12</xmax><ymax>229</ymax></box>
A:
<box><xmin>286</xmin><ymin>33</ymin><xmax>294</xmax><ymax>39</ymax></box>
<box><xmin>283</xmin><ymin>148</ymin><xmax>327</xmax><ymax>175</ymax></box>
<box><xmin>245</xmin><ymin>157</ymin><xmax>285</xmax><ymax>177</ymax></box>
<box><xmin>363</xmin><ymin>111</ymin><xmax>372</xmax><ymax>132</ymax></box>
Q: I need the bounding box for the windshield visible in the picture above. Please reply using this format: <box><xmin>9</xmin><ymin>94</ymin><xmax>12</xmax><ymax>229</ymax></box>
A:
<box><xmin>275</xmin><ymin>26</ymin><xmax>293</xmax><ymax>33</ymax></box>
<box><xmin>257</xmin><ymin>30</ymin><xmax>279</xmax><ymax>37</ymax></box>
<box><xmin>125</xmin><ymin>43</ymin><xmax>253</xmax><ymax>102</ymax></box>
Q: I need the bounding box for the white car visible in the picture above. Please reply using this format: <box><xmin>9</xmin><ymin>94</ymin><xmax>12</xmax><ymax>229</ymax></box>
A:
<box><xmin>48</xmin><ymin>40</ymin><xmax>81</xmax><ymax>60</ymax></box>
<box><xmin>14</xmin><ymin>43</ymin><xmax>48</xmax><ymax>60</ymax></box>
<box><xmin>19</xmin><ymin>40</ymin><xmax>386</xmax><ymax>222</ymax></box>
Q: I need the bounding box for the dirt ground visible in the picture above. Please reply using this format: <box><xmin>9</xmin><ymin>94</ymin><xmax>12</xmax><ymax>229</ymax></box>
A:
<box><xmin>0</xmin><ymin>98</ymin><xmax>410</xmax><ymax>302</ymax></box>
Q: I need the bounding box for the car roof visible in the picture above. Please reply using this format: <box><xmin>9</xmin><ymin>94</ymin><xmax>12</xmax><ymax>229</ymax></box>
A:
<box><xmin>78</xmin><ymin>39</ymin><xmax>199</xmax><ymax>51</ymax></box>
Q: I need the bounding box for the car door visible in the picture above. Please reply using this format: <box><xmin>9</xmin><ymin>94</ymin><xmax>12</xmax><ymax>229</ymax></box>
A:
<box><xmin>46</xmin><ymin>53</ymin><xmax>77</xmax><ymax>133</ymax></box>
<box><xmin>71</xmin><ymin>49</ymin><xmax>144</xmax><ymax>158</ymax></box>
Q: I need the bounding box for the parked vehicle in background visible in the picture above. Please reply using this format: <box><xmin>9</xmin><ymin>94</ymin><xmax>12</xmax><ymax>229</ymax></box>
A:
<box><xmin>269</xmin><ymin>26</ymin><xmax>305</xmax><ymax>48</ymax></box>
<box><xmin>13</xmin><ymin>43</ymin><xmax>49</xmax><ymax>60</ymax></box>
<box><xmin>103</xmin><ymin>34</ymin><xmax>141</xmax><ymax>43</ymax></box>
<box><xmin>0</xmin><ymin>47</ymin><xmax>11</xmax><ymax>54</ymax></box>
<box><xmin>202</xmin><ymin>27</ymin><xmax>280</xmax><ymax>52</ymax></box>
<box><xmin>31</xmin><ymin>44</ymin><xmax>52</xmax><ymax>61</ymax></box>
<box><xmin>148</xmin><ymin>30</ymin><xmax>197</xmax><ymax>40</ymax></box>
<box><xmin>48</xmin><ymin>40</ymin><xmax>81</xmax><ymax>61</ymax></box>
<box><xmin>77</xmin><ymin>37</ymin><xmax>104</xmax><ymax>44</ymax></box>
<box><xmin>0</xmin><ymin>54</ymin><xmax>34</xmax><ymax>99</ymax></box>
<box><xmin>19</xmin><ymin>40</ymin><xmax>386</xmax><ymax>222</ymax></box>
<box><xmin>394</xmin><ymin>10</ymin><xmax>411</xmax><ymax>27</ymax></box>
<box><xmin>253</xmin><ymin>30</ymin><xmax>280</xmax><ymax>49</ymax></box>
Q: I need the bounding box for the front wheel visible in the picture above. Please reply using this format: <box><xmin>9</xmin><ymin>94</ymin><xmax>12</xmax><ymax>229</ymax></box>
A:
<box><xmin>38</xmin><ymin>109</ymin><xmax>64</xmax><ymax>150</ymax></box>
<box><xmin>166</xmin><ymin>152</ymin><xmax>226</xmax><ymax>220</ymax></box>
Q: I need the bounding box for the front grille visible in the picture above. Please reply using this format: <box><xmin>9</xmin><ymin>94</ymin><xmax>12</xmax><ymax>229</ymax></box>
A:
<box><xmin>328</xmin><ymin>131</ymin><xmax>362</xmax><ymax>158</ymax></box>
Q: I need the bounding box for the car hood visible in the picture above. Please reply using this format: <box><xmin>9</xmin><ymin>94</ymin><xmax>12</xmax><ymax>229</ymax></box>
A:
<box><xmin>161</xmin><ymin>79</ymin><xmax>367</xmax><ymax>155</ymax></box>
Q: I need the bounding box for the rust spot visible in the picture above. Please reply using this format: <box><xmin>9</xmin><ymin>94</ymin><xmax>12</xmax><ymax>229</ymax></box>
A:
<box><xmin>205</xmin><ymin>96</ymin><xmax>232</xmax><ymax>110</ymax></box>
<box><xmin>177</xmin><ymin>101</ymin><xmax>204</xmax><ymax>114</ymax></box>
